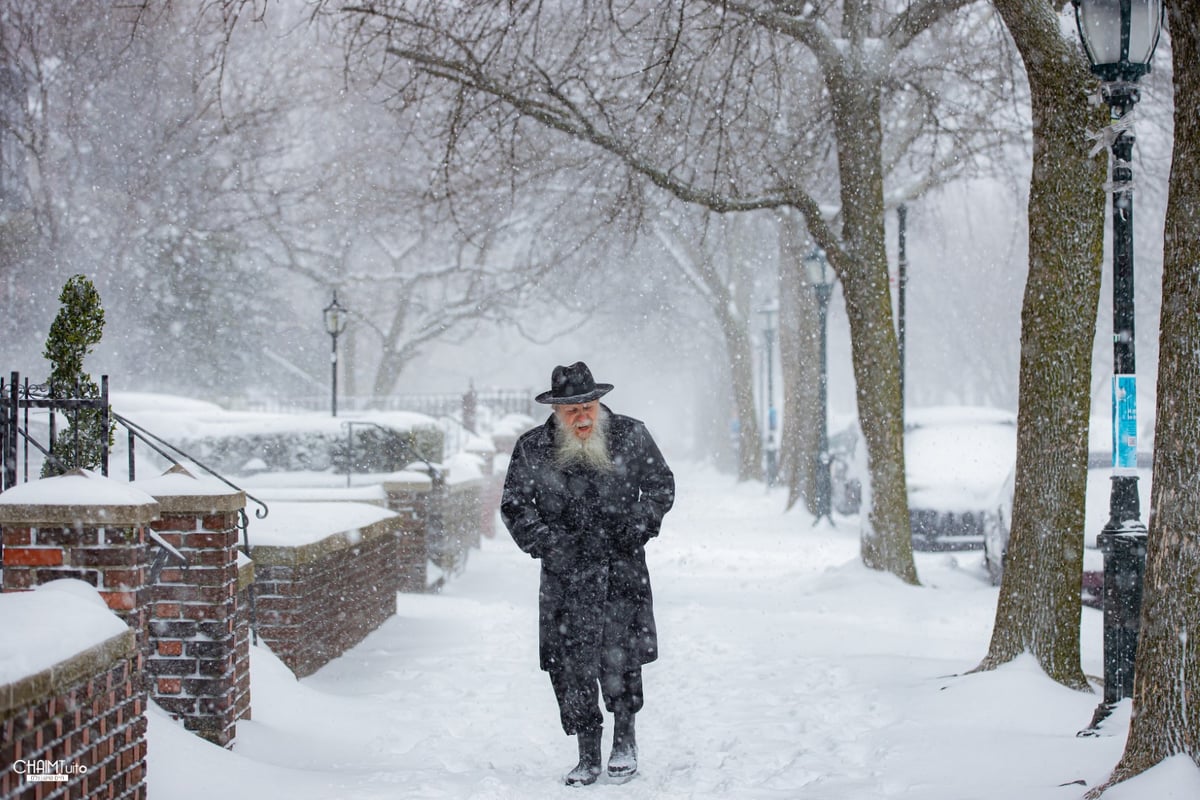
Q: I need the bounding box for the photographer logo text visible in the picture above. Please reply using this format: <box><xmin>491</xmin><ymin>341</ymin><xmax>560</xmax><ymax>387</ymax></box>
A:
<box><xmin>11</xmin><ymin>760</ymin><xmax>88</xmax><ymax>783</ymax></box>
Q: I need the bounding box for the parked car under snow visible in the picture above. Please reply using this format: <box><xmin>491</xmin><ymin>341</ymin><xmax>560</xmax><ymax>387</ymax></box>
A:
<box><xmin>831</xmin><ymin>406</ymin><xmax>1018</xmax><ymax>553</ymax></box>
<box><xmin>982</xmin><ymin>446</ymin><xmax>1153</xmax><ymax>604</ymax></box>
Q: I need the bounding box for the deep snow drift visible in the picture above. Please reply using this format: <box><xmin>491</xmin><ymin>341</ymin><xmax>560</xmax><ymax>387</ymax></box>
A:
<box><xmin>145</xmin><ymin>462</ymin><xmax>1198</xmax><ymax>799</ymax></box>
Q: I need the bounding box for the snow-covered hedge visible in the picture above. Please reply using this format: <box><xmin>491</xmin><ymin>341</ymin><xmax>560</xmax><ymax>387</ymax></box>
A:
<box><xmin>175</xmin><ymin>424</ymin><xmax>443</xmax><ymax>476</ymax></box>
<box><xmin>111</xmin><ymin>393</ymin><xmax>444</xmax><ymax>477</ymax></box>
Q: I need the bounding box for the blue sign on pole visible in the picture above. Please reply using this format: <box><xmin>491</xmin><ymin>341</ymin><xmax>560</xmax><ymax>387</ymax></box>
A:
<box><xmin>1113</xmin><ymin>375</ymin><xmax>1138</xmax><ymax>470</ymax></box>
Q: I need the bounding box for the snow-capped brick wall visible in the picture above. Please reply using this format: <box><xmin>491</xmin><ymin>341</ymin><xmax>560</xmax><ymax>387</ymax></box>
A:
<box><xmin>383</xmin><ymin>475</ymin><xmax>490</xmax><ymax>592</ymax></box>
<box><xmin>249</xmin><ymin>505</ymin><xmax>400</xmax><ymax>678</ymax></box>
<box><xmin>137</xmin><ymin>471</ymin><xmax>249</xmax><ymax>748</ymax></box>
<box><xmin>0</xmin><ymin>475</ymin><xmax>157</xmax><ymax>671</ymax></box>
<box><xmin>384</xmin><ymin>477</ymin><xmax>435</xmax><ymax>593</ymax></box>
<box><xmin>233</xmin><ymin>556</ymin><xmax>253</xmax><ymax>726</ymax></box>
<box><xmin>437</xmin><ymin>479</ymin><xmax>485</xmax><ymax>567</ymax></box>
<box><xmin>0</xmin><ymin>586</ymin><xmax>147</xmax><ymax>800</ymax></box>
<box><xmin>480</xmin><ymin>475</ymin><xmax>501</xmax><ymax>540</ymax></box>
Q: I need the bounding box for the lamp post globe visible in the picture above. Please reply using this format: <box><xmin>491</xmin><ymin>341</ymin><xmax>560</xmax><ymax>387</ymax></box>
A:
<box><xmin>1072</xmin><ymin>0</ymin><xmax>1162</xmax><ymax>732</ymax></box>
<box><xmin>803</xmin><ymin>248</ymin><xmax>834</xmax><ymax>525</ymax></box>
<box><xmin>323</xmin><ymin>291</ymin><xmax>349</xmax><ymax>417</ymax></box>
<box><xmin>1074</xmin><ymin>0</ymin><xmax>1163</xmax><ymax>87</ymax></box>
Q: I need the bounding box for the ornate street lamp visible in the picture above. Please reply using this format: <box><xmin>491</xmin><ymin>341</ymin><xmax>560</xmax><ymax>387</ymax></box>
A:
<box><xmin>1075</xmin><ymin>0</ymin><xmax>1163</xmax><ymax>88</ymax></box>
<box><xmin>803</xmin><ymin>248</ymin><xmax>834</xmax><ymax>525</ymax></box>
<box><xmin>759</xmin><ymin>303</ymin><xmax>779</xmax><ymax>487</ymax></box>
<box><xmin>1072</xmin><ymin>0</ymin><xmax>1162</xmax><ymax>731</ymax></box>
<box><xmin>323</xmin><ymin>291</ymin><xmax>349</xmax><ymax>417</ymax></box>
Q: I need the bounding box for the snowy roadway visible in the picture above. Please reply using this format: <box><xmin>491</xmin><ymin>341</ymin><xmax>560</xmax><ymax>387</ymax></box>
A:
<box><xmin>148</xmin><ymin>462</ymin><xmax>1197</xmax><ymax>799</ymax></box>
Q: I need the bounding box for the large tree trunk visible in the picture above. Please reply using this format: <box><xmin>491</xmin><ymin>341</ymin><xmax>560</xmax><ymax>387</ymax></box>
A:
<box><xmin>976</xmin><ymin>0</ymin><xmax>1108</xmax><ymax>688</ymax></box>
<box><xmin>656</xmin><ymin>215</ymin><xmax>765</xmax><ymax>481</ymax></box>
<box><xmin>777</xmin><ymin>211</ymin><xmax>822</xmax><ymax>513</ymax></box>
<box><xmin>1089</xmin><ymin>6</ymin><xmax>1200</xmax><ymax>793</ymax></box>
<box><xmin>825</xmin><ymin>54</ymin><xmax>917</xmax><ymax>583</ymax></box>
<box><xmin>722</xmin><ymin>219</ymin><xmax>766</xmax><ymax>483</ymax></box>
<box><xmin>725</xmin><ymin>318</ymin><xmax>765</xmax><ymax>482</ymax></box>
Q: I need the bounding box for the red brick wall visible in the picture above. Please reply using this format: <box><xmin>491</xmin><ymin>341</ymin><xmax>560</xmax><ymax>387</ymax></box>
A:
<box><xmin>1</xmin><ymin>481</ymin><xmax>253</xmax><ymax>757</ymax></box>
<box><xmin>0</xmin><ymin>631</ymin><xmax>146</xmax><ymax>800</ymax></box>
<box><xmin>386</xmin><ymin>485</ymin><xmax>430</xmax><ymax>592</ymax></box>
<box><xmin>252</xmin><ymin>518</ymin><xmax>399</xmax><ymax>678</ymax></box>
<box><xmin>1</xmin><ymin>523</ymin><xmax>151</xmax><ymax>667</ymax></box>
<box><xmin>146</xmin><ymin>508</ymin><xmax>244</xmax><ymax>746</ymax></box>
<box><xmin>233</xmin><ymin>560</ymin><xmax>253</xmax><ymax>724</ymax></box>
<box><xmin>387</xmin><ymin>479</ymin><xmax>492</xmax><ymax>592</ymax></box>
<box><xmin>444</xmin><ymin>480</ymin><xmax>484</xmax><ymax>554</ymax></box>
<box><xmin>479</xmin><ymin>475</ymin><xmax>502</xmax><ymax>539</ymax></box>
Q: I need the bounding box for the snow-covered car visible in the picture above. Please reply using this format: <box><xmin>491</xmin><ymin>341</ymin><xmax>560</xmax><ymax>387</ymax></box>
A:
<box><xmin>829</xmin><ymin>423</ymin><xmax>864</xmax><ymax>516</ymax></box>
<box><xmin>984</xmin><ymin>449</ymin><xmax>1153</xmax><ymax>597</ymax></box>
<box><xmin>831</xmin><ymin>406</ymin><xmax>1018</xmax><ymax>552</ymax></box>
<box><xmin>981</xmin><ymin>414</ymin><xmax>1154</xmax><ymax>600</ymax></box>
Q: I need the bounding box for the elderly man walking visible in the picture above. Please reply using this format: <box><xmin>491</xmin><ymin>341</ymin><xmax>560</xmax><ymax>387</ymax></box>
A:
<box><xmin>501</xmin><ymin>361</ymin><xmax>675</xmax><ymax>786</ymax></box>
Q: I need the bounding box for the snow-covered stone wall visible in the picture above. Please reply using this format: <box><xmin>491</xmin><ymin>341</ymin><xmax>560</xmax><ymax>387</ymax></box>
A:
<box><xmin>0</xmin><ymin>469</ymin><xmax>255</xmax><ymax>755</ymax></box>
<box><xmin>249</xmin><ymin>503</ymin><xmax>400</xmax><ymax>678</ymax></box>
<box><xmin>0</xmin><ymin>584</ymin><xmax>146</xmax><ymax>800</ymax></box>
<box><xmin>136</xmin><ymin>469</ymin><xmax>249</xmax><ymax>747</ymax></box>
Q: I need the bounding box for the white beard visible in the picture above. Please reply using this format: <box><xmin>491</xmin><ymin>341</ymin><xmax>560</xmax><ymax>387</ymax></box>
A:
<box><xmin>553</xmin><ymin>407</ymin><xmax>613</xmax><ymax>471</ymax></box>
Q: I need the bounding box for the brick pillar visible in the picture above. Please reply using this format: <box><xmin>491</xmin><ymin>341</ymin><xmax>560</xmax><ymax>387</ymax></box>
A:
<box><xmin>136</xmin><ymin>466</ymin><xmax>247</xmax><ymax>747</ymax></box>
<box><xmin>481</xmin><ymin>473</ymin><xmax>502</xmax><ymax>539</ymax></box>
<box><xmin>251</xmin><ymin>561</ymin><xmax>302</xmax><ymax>670</ymax></box>
<box><xmin>385</xmin><ymin>477</ymin><xmax>433</xmax><ymax>592</ymax></box>
<box><xmin>0</xmin><ymin>470</ymin><xmax>158</xmax><ymax>666</ymax></box>
<box><xmin>0</xmin><ymin>626</ymin><xmax>145</xmax><ymax>800</ymax></box>
<box><xmin>0</xmin><ymin>470</ymin><xmax>156</xmax><ymax>797</ymax></box>
<box><xmin>233</xmin><ymin>556</ymin><xmax>254</xmax><ymax>723</ymax></box>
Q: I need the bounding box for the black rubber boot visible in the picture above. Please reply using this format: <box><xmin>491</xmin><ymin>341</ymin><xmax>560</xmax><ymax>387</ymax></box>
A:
<box><xmin>608</xmin><ymin>711</ymin><xmax>638</xmax><ymax>780</ymax></box>
<box><xmin>564</xmin><ymin>727</ymin><xmax>603</xmax><ymax>787</ymax></box>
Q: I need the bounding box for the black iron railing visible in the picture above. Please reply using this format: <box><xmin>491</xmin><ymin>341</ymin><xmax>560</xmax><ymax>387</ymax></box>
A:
<box><xmin>1</xmin><ymin>371</ymin><xmax>268</xmax><ymax>638</ymax></box>
<box><xmin>2</xmin><ymin>372</ymin><xmax>111</xmax><ymax>489</ymax></box>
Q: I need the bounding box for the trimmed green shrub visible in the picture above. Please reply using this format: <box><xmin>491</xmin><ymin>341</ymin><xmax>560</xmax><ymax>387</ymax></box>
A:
<box><xmin>42</xmin><ymin>275</ymin><xmax>113</xmax><ymax>476</ymax></box>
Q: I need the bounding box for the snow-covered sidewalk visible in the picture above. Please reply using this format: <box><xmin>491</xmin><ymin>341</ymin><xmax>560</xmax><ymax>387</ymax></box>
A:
<box><xmin>147</xmin><ymin>462</ymin><xmax>1197</xmax><ymax>799</ymax></box>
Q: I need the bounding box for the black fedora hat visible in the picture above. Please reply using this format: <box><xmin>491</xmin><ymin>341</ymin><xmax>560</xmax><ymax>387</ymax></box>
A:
<box><xmin>535</xmin><ymin>361</ymin><xmax>614</xmax><ymax>405</ymax></box>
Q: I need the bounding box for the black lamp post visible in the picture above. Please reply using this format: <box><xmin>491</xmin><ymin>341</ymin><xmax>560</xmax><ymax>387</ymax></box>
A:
<box><xmin>323</xmin><ymin>291</ymin><xmax>349</xmax><ymax>417</ymax></box>
<box><xmin>897</xmin><ymin>204</ymin><xmax>908</xmax><ymax>417</ymax></box>
<box><xmin>1072</xmin><ymin>0</ymin><xmax>1162</xmax><ymax>731</ymax></box>
<box><xmin>759</xmin><ymin>304</ymin><xmax>779</xmax><ymax>487</ymax></box>
<box><xmin>804</xmin><ymin>248</ymin><xmax>834</xmax><ymax>525</ymax></box>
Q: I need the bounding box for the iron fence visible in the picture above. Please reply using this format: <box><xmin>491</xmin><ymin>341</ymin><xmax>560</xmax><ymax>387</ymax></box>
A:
<box><xmin>223</xmin><ymin>388</ymin><xmax>536</xmax><ymax>428</ymax></box>
<box><xmin>2</xmin><ymin>372</ymin><xmax>111</xmax><ymax>490</ymax></box>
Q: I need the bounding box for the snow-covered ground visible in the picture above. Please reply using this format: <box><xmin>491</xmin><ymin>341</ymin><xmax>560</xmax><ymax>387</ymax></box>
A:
<box><xmin>144</xmin><ymin>461</ymin><xmax>1197</xmax><ymax>799</ymax></box>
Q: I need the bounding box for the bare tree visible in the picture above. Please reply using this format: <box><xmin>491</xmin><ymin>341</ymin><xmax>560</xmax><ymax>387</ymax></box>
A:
<box><xmin>0</xmin><ymin>2</ymin><xmax>118</xmax><ymax>329</ymax></box>
<box><xmin>0</xmin><ymin>1</ymin><xmax>571</xmax><ymax>399</ymax></box>
<box><xmin>318</xmin><ymin>0</ymin><xmax>1021</xmax><ymax>582</ymax></box>
<box><xmin>1086</xmin><ymin>4</ymin><xmax>1200</xmax><ymax>793</ymax></box>
<box><xmin>776</xmin><ymin>209</ymin><xmax>825</xmax><ymax>512</ymax></box>
<box><xmin>652</xmin><ymin>209</ymin><xmax>768</xmax><ymax>480</ymax></box>
<box><xmin>0</xmin><ymin>2</ymin><xmax>305</xmax><ymax>389</ymax></box>
<box><xmin>973</xmin><ymin>0</ymin><xmax>1112</xmax><ymax>688</ymax></box>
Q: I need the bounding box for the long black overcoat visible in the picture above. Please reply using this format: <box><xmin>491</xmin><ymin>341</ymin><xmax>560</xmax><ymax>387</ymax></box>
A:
<box><xmin>501</xmin><ymin>408</ymin><xmax>675</xmax><ymax>676</ymax></box>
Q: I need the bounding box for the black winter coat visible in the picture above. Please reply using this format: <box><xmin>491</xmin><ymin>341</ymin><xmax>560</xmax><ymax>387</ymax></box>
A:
<box><xmin>501</xmin><ymin>408</ymin><xmax>675</xmax><ymax>675</ymax></box>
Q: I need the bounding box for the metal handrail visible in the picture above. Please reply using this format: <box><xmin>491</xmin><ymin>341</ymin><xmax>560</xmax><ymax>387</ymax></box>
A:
<box><xmin>111</xmin><ymin>410</ymin><xmax>264</xmax><ymax>644</ymax></box>
<box><xmin>112</xmin><ymin>411</ymin><xmax>269</xmax><ymax>522</ymax></box>
<box><xmin>10</xmin><ymin>425</ymin><xmax>71</xmax><ymax>476</ymax></box>
<box><xmin>340</xmin><ymin>420</ymin><xmax>443</xmax><ymax>487</ymax></box>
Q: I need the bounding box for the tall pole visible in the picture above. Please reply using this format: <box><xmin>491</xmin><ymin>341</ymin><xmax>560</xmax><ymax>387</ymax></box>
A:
<box><xmin>897</xmin><ymin>204</ymin><xmax>908</xmax><ymax>415</ymax></box>
<box><xmin>4</xmin><ymin>372</ymin><xmax>17</xmax><ymax>490</ymax></box>
<box><xmin>813</xmin><ymin>282</ymin><xmax>833</xmax><ymax>524</ymax></box>
<box><xmin>1088</xmin><ymin>85</ymin><xmax>1148</xmax><ymax>730</ymax></box>
<box><xmin>324</xmin><ymin>291</ymin><xmax>348</xmax><ymax>418</ymax></box>
<box><xmin>1070</xmin><ymin>0</ymin><xmax>1162</xmax><ymax>734</ymax></box>
<box><xmin>330</xmin><ymin>330</ymin><xmax>339</xmax><ymax>417</ymax></box>
<box><xmin>761</xmin><ymin>307</ymin><xmax>778</xmax><ymax>486</ymax></box>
